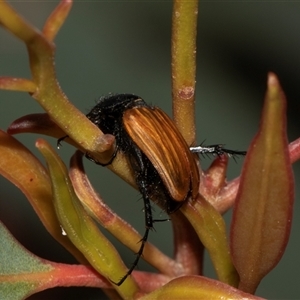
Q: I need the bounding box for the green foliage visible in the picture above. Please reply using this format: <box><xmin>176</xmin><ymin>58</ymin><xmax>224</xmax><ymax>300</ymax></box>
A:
<box><xmin>0</xmin><ymin>222</ymin><xmax>53</xmax><ymax>299</ymax></box>
<box><xmin>0</xmin><ymin>1</ymin><xmax>298</xmax><ymax>299</ymax></box>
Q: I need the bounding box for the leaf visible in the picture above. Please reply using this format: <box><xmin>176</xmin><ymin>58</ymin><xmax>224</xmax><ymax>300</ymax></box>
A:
<box><xmin>140</xmin><ymin>275</ymin><xmax>265</xmax><ymax>300</ymax></box>
<box><xmin>36</xmin><ymin>138</ymin><xmax>139</xmax><ymax>299</ymax></box>
<box><xmin>0</xmin><ymin>1</ymin><xmax>114</xmax><ymax>164</ymax></box>
<box><xmin>0</xmin><ymin>77</ymin><xmax>36</xmax><ymax>92</ymax></box>
<box><xmin>0</xmin><ymin>221</ymin><xmax>118</xmax><ymax>299</ymax></box>
<box><xmin>230</xmin><ymin>73</ymin><xmax>294</xmax><ymax>293</ymax></box>
<box><xmin>7</xmin><ymin>113</ymin><xmax>66</xmax><ymax>138</ymax></box>
<box><xmin>181</xmin><ymin>195</ymin><xmax>239</xmax><ymax>287</ymax></box>
<box><xmin>42</xmin><ymin>0</ymin><xmax>73</xmax><ymax>41</ymax></box>
<box><xmin>69</xmin><ymin>151</ymin><xmax>178</xmax><ymax>278</ymax></box>
<box><xmin>0</xmin><ymin>221</ymin><xmax>53</xmax><ymax>300</ymax></box>
<box><xmin>0</xmin><ymin>130</ymin><xmax>87</xmax><ymax>264</ymax></box>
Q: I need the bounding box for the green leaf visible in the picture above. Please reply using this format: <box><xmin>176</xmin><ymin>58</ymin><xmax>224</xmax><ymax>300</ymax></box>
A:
<box><xmin>0</xmin><ymin>130</ymin><xmax>87</xmax><ymax>264</ymax></box>
<box><xmin>0</xmin><ymin>221</ymin><xmax>53</xmax><ymax>300</ymax></box>
<box><xmin>181</xmin><ymin>195</ymin><xmax>239</xmax><ymax>287</ymax></box>
<box><xmin>140</xmin><ymin>275</ymin><xmax>264</xmax><ymax>300</ymax></box>
<box><xmin>36</xmin><ymin>138</ymin><xmax>139</xmax><ymax>299</ymax></box>
<box><xmin>69</xmin><ymin>151</ymin><xmax>177</xmax><ymax>278</ymax></box>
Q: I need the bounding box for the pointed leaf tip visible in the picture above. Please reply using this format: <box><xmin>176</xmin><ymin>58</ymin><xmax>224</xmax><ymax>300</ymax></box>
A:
<box><xmin>268</xmin><ymin>72</ymin><xmax>278</xmax><ymax>85</ymax></box>
<box><xmin>231</xmin><ymin>74</ymin><xmax>294</xmax><ymax>293</ymax></box>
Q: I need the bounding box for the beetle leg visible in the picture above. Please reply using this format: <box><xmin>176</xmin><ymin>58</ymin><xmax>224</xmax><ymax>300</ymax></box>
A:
<box><xmin>84</xmin><ymin>145</ymin><xmax>119</xmax><ymax>166</ymax></box>
<box><xmin>112</xmin><ymin>148</ymin><xmax>154</xmax><ymax>286</ymax></box>
<box><xmin>57</xmin><ymin>135</ymin><xmax>69</xmax><ymax>149</ymax></box>
<box><xmin>57</xmin><ymin>135</ymin><xmax>119</xmax><ymax>166</ymax></box>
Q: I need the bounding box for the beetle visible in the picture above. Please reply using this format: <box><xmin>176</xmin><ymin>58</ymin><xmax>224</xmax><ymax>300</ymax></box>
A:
<box><xmin>57</xmin><ymin>93</ymin><xmax>245</xmax><ymax>285</ymax></box>
<box><xmin>83</xmin><ymin>93</ymin><xmax>246</xmax><ymax>285</ymax></box>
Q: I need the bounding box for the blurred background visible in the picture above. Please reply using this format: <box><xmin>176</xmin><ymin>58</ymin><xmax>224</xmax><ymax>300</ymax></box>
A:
<box><xmin>0</xmin><ymin>1</ymin><xmax>299</xmax><ymax>299</ymax></box>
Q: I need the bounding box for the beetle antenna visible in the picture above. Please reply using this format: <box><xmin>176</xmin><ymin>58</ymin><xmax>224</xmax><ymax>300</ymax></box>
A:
<box><xmin>190</xmin><ymin>144</ymin><xmax>246</xmax><ymax>158</ymax></box>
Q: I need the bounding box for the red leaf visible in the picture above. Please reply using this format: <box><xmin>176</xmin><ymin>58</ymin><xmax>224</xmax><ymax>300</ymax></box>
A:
<box><xmin>230</xmin><ymin>73</ymin><xmax>294</xmax><ymax>293</ymax></box>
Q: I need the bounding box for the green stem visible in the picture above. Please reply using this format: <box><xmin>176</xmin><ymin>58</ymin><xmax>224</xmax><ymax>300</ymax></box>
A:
<box><xmin>171</xmin><ymin>0</ymin><xmax>198</xmax><ymax>146</ymax></box>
